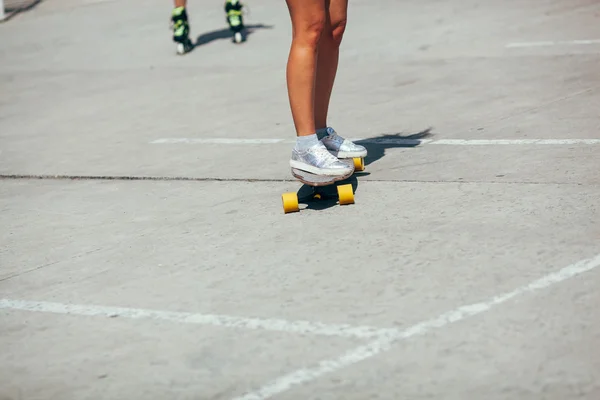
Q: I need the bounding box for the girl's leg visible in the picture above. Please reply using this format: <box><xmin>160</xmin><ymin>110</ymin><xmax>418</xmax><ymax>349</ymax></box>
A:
<box><xmin>314</xmin><ymin>0</ymin><xmax>347</xmax><ymax>130</ymax></box>
<box><xmin>285</xmin><ymin>0</ymin><xmax>326</xmax><ymax>137</ymax></box>
<box><xmin>285</xmin><ymin>0</ymin><xmax>353</xmax><ymax>176</ymax></box>
<box><xmin>313</xmin><ymin>0</ymin><xmax>367</xmax><ymax>159</ymax></box>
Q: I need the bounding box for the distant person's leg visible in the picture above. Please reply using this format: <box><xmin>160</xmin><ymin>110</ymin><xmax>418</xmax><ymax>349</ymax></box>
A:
<box><xmin>172</xmin><ymin>0</ymin><xmax>193</xmax><ymax>54</ymax></box>
<box><xmin>225</xmin><ymin>0</ymin><xmax>245</xmax><ymax>43</ymax></box>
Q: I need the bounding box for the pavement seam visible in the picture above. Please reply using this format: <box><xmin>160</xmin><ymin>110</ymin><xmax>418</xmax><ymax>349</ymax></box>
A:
<box><xmin>0</xmin><ymin>174</ymin><xmax>592</xmax><ymax>186</ymax></box>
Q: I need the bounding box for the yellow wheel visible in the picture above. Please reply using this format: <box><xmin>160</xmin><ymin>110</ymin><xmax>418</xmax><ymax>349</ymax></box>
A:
<box><xmin>337</xmin><ymin>184</ymin><xmax>355</xmax><ymax>206</ymax></box>
<box><xmin>353</xmin><ymin>157</ymin><xmax>365</xmax><ymax>172</ymax></box>
<box><xmin>282</xmin><ymin>192</ymin><xmax>299</xmax><ymax>214</ymax></box>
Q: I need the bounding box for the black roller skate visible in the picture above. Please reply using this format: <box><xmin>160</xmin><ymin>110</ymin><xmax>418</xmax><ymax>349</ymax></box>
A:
<box><xmin>171</xmin><ymin>7</ymin><xmax>193</xmax><ymax>55</ymax></box>
<box><xmin>224</xmin><ymin>0</ymin><xmax>245</xmax><ymax>44</ymax></box>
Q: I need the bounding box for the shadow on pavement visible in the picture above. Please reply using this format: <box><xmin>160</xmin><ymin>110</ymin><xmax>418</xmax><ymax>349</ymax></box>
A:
<box><xmin>1</xmin><ymin>0</ymin><xmax>43</xmax><ymax>22</ymax></box>
<box><xmin>291</xmin><ymin>128</ymin><xmax>434</xmax><ymax>213</ymax></box>
<box><xmin>194</xmin><ymin>23</ymin><xmax>273</xmax><ymax>47</ymax></box>
<box><xmin>296</xmin><ymin>175</ymin><xmax>359</xmax><ymax>212</ymax></box>
<box><xmin>355</xmin><ymin>128</ymin><xmax>434</xmax><ymax>167</ymax></box>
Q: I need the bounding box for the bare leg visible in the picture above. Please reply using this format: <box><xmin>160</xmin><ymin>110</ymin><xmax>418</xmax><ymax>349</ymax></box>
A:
<box><xmin>285</xmin><ymin>0</ymin><xmax>326</xmax><ymax>137</ymax></box>
<box><xmin>284</xmin><ymin>0</ymin><xmax>353</xmax><ymax>176</ymax></box>
<box><xmin>314</xmin><ymin>0</ymin><xmax>348</xmax><ymax>130</ymax></box>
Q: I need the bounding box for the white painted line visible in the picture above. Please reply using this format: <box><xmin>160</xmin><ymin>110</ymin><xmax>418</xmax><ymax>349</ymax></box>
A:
<box><xmin>82</xmin><ymin>0</ymin><xmax>117</xmax><ymax>4</ymax></box>
<box><xmin>151</xmin><ymin>138</ymin><xmax>600</xmax><ymax>146</ymax></box>
<box><xmin>0</xmin><ymin>299</ymin><xmax>393</xmax><ymax>339</ymax></box>
<box><xmin>506</xmin><ymin>39</ymin><xmax>600</xmax><ymax>48</ymax></box>
<box><xmin>234</xmin><ymin>253</ymin><xmax>600</xmax><ymax>400</ymax></box>
<box><xmin>430</xmin><ymin>139</ymin><xmax>600</xmax><ymax>145</ymax></box>
<box><xmin>151</xmin><ymin>138</ymin><xmax>287</xmax><ymax>144</ymax></box>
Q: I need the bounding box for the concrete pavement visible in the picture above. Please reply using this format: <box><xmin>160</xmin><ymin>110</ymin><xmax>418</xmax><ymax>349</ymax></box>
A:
<box><xmin>1</xmin><ymin>0</ymin><xmax>599</xmax><ymax>399</ymax></box>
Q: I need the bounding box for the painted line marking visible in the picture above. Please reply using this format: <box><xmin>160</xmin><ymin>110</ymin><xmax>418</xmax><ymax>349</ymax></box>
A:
<box><xmin>506</xmin><ymin>39</ymin><xmax>600</xmax><ymax>48</ymax></box>
<box><xmin>0</xmin><ymin>299</ymin><xmax>393</xmax><ymax>339</ymax></box>
<box><xmin>82</xmin><ymin>0</ymin><xmax>117</xmax><ymax>4</ymax></box>
<box><xmin>2</xmin><ymin>254</ymin><xmax>599</xmax><ymax>399</ymax></box>
<box><xmin>429</xmin><ymin>139</ymin><xmax>600</xmax><ymax>145</ymax></box>
<box><xmin>233</xmin><ymin>253</ymin><xmax>600</xmax><ymax>400</ymax></box>
<box><xmin>151</xmin><ymin>138</ymin><xmax>600</xmax><ymax>146</ymax></box>
<box><xmin>151</xmin><ymin>138</ymin><xmax>288</xmax><ymax>144</ymax></box>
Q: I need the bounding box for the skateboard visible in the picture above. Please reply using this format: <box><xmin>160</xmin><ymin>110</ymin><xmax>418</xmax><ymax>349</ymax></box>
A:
<box><xmin>281</xmin><ymin>157</ymin><xmax>365</xmax><ymax>214</ymax></box>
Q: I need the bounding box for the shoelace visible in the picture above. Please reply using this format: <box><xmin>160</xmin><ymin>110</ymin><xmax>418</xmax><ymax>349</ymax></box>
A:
<box><xmin>310</xmin><ymin>144</ymin><xmax>340</xmax><ymax>163</ymax></box>
<box><xmin>324</xmin><ymin>132</ymin><xmax>344</xmax><ymax>145</ymax></box>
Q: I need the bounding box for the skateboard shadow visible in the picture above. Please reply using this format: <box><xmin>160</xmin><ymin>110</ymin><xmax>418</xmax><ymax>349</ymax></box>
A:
<box><xmin>297</xmin><ymin>175</ymin><xmax>359</xmax><ymax>212</ymax></box>
<box><xmin>194</xmin><ymin>23</ymin><xmax>274</xmax><ymax>47</ymax></box>
<box><xmin>355</xmin><ymin>128</ymin><xmax>434</xmax><ymax>168</ymax></box>
<box><xmin>290</xmin><ymin>128</ymin><xmax>433</xmax><ymax>212</ymax></box>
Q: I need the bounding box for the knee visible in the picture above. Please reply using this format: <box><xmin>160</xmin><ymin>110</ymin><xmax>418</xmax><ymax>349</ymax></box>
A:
<box><xmin>329</xmin><ymin>18</ymin><xmax>347</xmax><ymax>47</ymax></box>
<box><xmin>293</xmin><ymin>14</ymin><xmax>326</xmax><ymax>48</ymax></box>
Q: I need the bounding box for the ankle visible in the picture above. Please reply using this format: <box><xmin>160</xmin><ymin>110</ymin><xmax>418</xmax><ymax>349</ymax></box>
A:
<box><xmin>316</xmin><ymin>127</ymin><xmax>331</xmax><ymax>140</ymax></box>
<box><xmin>294</xmin><ymin>134</ymin><xmax>319</xmax><ymax>151</ymax></box>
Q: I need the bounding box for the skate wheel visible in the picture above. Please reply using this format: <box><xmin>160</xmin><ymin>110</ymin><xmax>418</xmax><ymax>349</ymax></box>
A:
<box><xmin>337</xmin><ymin>184</ymin><xmax>354</xmax><ymax>205</ymax></box>
<box><xmin>234</xmin><ymin>32</ymin><xmax>243</xmax><ymax>43</ymax></box>
<box><xmin>353</xmin><ymin>157</ymin><xmax>365</xmax><ymax>172</ymax></box>
<box><xmin>282</xmin><ymin>192</ymin><xmax>299</xmax><ymax>214</ymax></box>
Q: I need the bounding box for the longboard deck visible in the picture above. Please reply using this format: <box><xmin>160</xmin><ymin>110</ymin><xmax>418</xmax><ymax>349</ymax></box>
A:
<box><xmin>290</xmin><ymin>159</ymin><xmax>355</xmax><ymax>187</ymax></box>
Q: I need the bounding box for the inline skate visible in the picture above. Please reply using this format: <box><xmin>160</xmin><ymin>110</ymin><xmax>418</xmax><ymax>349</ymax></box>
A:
<box><xmin>171</xmin><ymin>7</ymin><xmax>193</xmax><ymax>54</ymax></box>
<box><xmin>224</xmin><ymin>0</ymin><xmax>245</xmax><ymax>44</ymax></box>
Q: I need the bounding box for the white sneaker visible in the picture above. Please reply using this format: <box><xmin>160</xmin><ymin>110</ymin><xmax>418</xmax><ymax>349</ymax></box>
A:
<box><xmin>290</xmin><ymin>141</ymin><xmax>353</xmax><ymax>176</ymax></box>
<box><xmin>319</xmin><ymin>127</ymin><xmax>367</xmax><ymax>158</ymax></box>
